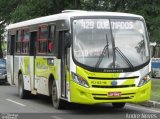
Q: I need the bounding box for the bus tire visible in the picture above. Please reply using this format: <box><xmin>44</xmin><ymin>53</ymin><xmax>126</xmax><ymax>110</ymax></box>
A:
<box><xmin>18</xmin><ymin>73</ymin><xmax>29</xmax><ymax>99</ymax></box>
<box><xmin>52</xmin><ymin>79</ymin><xmax>65</xmax><ymax>109</ymax></box>
<box><xmin>112</xmin><ymin>103</ymin><xmax>126</xmax><ymax>108</ymax></box>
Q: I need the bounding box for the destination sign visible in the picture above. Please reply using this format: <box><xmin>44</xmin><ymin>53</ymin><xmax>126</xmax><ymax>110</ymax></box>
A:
<box><xmin>78</xmin><ymin>19</ymin><xmax>134</xmax><ymax>30</ymax></box>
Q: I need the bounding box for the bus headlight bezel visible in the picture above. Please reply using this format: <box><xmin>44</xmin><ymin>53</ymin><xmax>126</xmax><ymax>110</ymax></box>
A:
<box><xmin>72</xmin><ymin>72</ymin><xmax>89</xmax><ymax>88</ymax></box>
<box><xmin>138</xmin><ymin>74</ymin><xmax>151</xmax><ymax>87</ymax></box>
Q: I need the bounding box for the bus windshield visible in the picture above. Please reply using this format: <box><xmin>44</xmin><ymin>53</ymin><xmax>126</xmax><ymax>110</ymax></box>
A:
<box><xmin>72</xmin><ymin>18</ymin><xmax>149</xmax><ymax>70</ymax></box>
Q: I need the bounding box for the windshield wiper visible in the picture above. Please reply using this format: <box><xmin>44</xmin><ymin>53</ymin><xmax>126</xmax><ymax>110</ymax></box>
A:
<box><xmin>95</xmin><ymin>35</ymin><xmax>109</xmax><ymax>68</ymax></box>
<box><xmin>115</xmin><ymin>47</ymin><xmax>134</xmax><ymax>68</ymax></box>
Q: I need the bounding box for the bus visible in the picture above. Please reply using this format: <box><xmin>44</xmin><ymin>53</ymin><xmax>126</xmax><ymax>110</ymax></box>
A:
<box><xmin>7</xmin><ymin>10</ymin><xmax>151</xmax><ymax>109</ymax></box>
<box><xmin>150</xmin><ymin>43</ymin><xmax>160</xmax><ymax>78</ymax></box>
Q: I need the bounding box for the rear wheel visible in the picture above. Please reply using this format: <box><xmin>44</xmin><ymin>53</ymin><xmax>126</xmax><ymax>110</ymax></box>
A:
<box><xmin>112</xmin><ymin>103</ymin><xmax>126</xmax><ymax>108</ymax></box>
<box><xmin>18</xmin><ymin>74</ymin><xmax>30</xmax><ymax>99</ymax></box>
<box><xmin>52</xmin><ymin>80</ymin><xmax>65</xmax><ymax>109</ymax></box>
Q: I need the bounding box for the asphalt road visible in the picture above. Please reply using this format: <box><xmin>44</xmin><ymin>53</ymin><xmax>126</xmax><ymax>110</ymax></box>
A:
<box><xmin>0</xmin><ymin>83</ymin><xmax>160</xmax><ymax>119</ymax></box>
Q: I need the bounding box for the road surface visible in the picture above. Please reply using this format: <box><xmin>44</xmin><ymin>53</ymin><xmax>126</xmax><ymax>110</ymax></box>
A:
<box><xmin>0</xmin><ymin>83</ymin><xmax>159</xmax><ymax>119</ymax></box>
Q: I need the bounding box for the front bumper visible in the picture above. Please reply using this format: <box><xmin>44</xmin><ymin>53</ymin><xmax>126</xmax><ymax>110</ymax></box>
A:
<box><xmin>70</xmin><ymin>80</ymin><xmax>151</xmax><ymax>104</ymax></box>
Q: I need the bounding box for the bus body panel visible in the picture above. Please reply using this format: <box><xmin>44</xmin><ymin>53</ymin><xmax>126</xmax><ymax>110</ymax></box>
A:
<box><xmin>34</xmin><ymin>56</ymin><xmax>56</xmax><ymax>96</ymax></box>
<box><xmin>6</xmin><ymin>55</ymin><xmax>14</xmax><ymax>85</ymax></box>
<box><xmin>13</xmin><ymin>56</ymin><xmax>20</xmax><ymax>86</ymax></box>
<box><xmin>69</xmin><ymin>65</ymin><xmax>151</xmax><ymax>104</ymax></box>
<box><xmin>13</xmin><ymin>56</ymin><xmax>31</xmax><ymax>91</ymax></box>
<box><xmin>26</xmin><ymin>55</ymin><xmax>62</xmax><ymax>97</ymax></box>
<box><xmin>12</xmin><ymin>55</ymin><xmax>63</xmax><ymax>97</ymax></box>
<box><xmin>70</xmin><ymin>80</ymin><xmax>151</xmax><ymax>104</ymax></box>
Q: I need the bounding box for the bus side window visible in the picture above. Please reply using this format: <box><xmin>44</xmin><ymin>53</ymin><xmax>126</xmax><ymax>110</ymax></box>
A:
<box><xmin>16</xmin><ymin>30</ymin><xmax>22</xmax><ymax>54</ymax></box>
<box><xmin>38</xmin><ymin>25</ymin><xmax>48</xmax><ymax>54</ymax></box>
<box><xmin>48</xmin><ymin>25</ymin><xmax>55</xmax><ymax>55</ymax></box>
<box><xmin>7</xmin><ymin>35</ymin><xmax>11</xmax><ymax>55</ymax></box>
<box><xmin>48</xmin><ymin>40</ymin><xmax>52</xmax><ymax>53</ymax></box>
<box><xmin>7</xmin><ymin>34</ymin><xmax>15</xmax><ymax>55</ymax></box>
<box><xmin>22</xmin><ymin>29</ymin><xmax>30</xmax><ymax>54</ymax></box>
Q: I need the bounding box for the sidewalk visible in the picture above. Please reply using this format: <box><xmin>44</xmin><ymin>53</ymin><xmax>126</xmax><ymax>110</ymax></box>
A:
<box><xmin>139</xmin><ymin>100</ymin><xmax>160</xmax><ymax>109</ymax></box>
<box><xmin>140</xmin><ymin>78</ymin><xmax>160</xmax><ymax>109</ymax></box>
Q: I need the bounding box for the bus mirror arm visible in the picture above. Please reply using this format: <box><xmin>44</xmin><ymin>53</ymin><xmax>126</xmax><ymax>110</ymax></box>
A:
<box><xmin>64</xmin><ymin>32</ymin><xmax>71</xmax><ymax>48</ymax></box>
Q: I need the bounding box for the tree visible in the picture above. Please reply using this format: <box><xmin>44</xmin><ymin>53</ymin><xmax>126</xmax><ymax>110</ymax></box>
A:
<box><xmin>10</xmin><ymin>0</ymin><xmax>76</xmax><ymax>23</ymax></box>
<box><xmin>1</xmin><ymin>0</ymin><xmax>160</xmax><ymax>55</ymax></box>
<box><xmin>0</xmin><ymin>0</ymin><xmax>76</xmax><ymax>57</ymax></box>
<box><xmin>0</xmin><ymin>0</ymin><xmax>19</xmax><ymax>58</ymax></box>
<box><xmin>81</xmin><ymin>0</ymin><xmax>160</xmax><ymax>44</ymax></box>
<box><xmin>75</xmin><ymin>0</ymin><xmax>81</xmax><ymax>9</ymax></box>
<box><xmin>0</xmin><ymin>24</ymin><xmax>5</xmax><ymax>58</ymax></box>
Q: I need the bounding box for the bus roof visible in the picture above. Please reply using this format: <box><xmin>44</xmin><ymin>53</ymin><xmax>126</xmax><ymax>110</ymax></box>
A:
<box><xmin>7</xmin><ymin>10</ymin><xmax>143</xmax><ymax>30</ymax></box>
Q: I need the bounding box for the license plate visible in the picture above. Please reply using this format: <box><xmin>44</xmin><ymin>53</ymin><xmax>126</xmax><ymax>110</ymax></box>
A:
<box><xmin>108</xmin><ymin>92</ymin><xmax>121</xmax><ymax>97</ymax></box>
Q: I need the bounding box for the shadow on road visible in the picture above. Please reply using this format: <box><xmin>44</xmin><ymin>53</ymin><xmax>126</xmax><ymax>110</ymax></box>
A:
<box><xmin>0</xmin><ymin>82</ymin><xmax>10</xmax><ymax>86</ymax></box>
<box><xmin>64</xmin><ymin>103</ymin><xmax>141</xmax><ymax>114</ymax></box>
<box><xmin>19</xmin><ymin>94</ymin><xmax>141</xmax><ymax>114</ymax></box>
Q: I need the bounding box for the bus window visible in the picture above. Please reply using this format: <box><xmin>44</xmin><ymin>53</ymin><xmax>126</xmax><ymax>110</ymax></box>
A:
<box><xmin>16</xmin><ymin>30</ymin><xmax>22</xmax><ymax>53</ymax></box>
<box><xmin>22</xmin><ymin>29</ymin><xmax>30</xmax><ymax>54</ymax></box>
<box><xmin>7</xmin><ymin>35</ymin><xmax>11</xmax><ymax>55</ymax></box>
<box><xmin>48</xmin><ymin>40</ymin><xmax>52</xmax><ymax>53</ymax></box>
<box><xmin>38</xmin><ymin>26</ymin><xmax>48</xmax><ymax>54</ymax></box>
<box><xmin>48</xmin><ymin>25</ymin><xmax>55</xmax><ymax>54</ymax></box>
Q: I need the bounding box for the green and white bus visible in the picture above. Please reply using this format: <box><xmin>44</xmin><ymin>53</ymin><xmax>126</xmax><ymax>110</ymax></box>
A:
<box><xmin>7</xmin><ymin>10</ymin><xmax>151</xmax><ymax>109</ymax></box>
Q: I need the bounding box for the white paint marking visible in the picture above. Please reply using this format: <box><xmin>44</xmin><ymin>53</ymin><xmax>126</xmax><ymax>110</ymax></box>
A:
<box><xmin>51</xmin><ymin>116</ymin><xmax>63</xmax><ymax>119</ymax></box>
<box><xmin>127</xmin><ymin>104</ymin><xmax>160</xmax><ymax>113</ymax></box>
<box><xmin>6</xmin><ymin>99</ymin><xmax>26</xmax><ymax>107</ymax></box>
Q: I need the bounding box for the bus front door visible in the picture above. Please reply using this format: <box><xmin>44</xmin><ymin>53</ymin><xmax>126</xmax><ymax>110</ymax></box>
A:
<box><xmin>59</xmin><ymin>31</ymin><xmax>70</xmax><ymax>99</ymax></box>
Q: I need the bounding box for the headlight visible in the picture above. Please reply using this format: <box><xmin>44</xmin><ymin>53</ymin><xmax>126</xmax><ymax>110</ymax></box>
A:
<box><xmin>138</xmin><ymin>74</ymin><xmax>150</xmax><ymax>87</ymax></box>
<box><xmin>72</xmin><ymin>72</ymin><xmax>89</xmax><ymax>88</ymax></box>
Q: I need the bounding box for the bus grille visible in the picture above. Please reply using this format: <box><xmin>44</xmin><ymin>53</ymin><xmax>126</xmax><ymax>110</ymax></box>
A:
<box><xmin>88</xmin><ymin>76</ymin><xmax>139</xmax><ymax>80</ymax></box>
<box><xmin>92</xmin><ymin>84</ymin><xmax>135</xmax><ymax>88</ymax></box>
<box><xmin>93</xmin><ymin>97</ymin><xmax>131</xmax><ymax>100</ymax></box>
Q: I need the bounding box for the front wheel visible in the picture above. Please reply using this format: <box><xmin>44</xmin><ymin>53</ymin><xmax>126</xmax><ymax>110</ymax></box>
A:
<box><xmin>112</xmin><ymin>103</ymin><xmax>126</xmax><ymax>108</ymax></box>
<box><xmin>18</xmin><ymin>74</ymin><xmax>30</xmax><ymax>99</ymax></box>
<box><xmin>52</xmin><ymin>80</ymin><xmax>66</xmax><ymax>109</ymax></box>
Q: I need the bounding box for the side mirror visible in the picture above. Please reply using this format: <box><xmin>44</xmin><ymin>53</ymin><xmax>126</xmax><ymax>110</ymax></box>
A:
<box><xmin>64</xmin><ymin>32</ymin><xmax>71</xmax><ymax>48</ymax></box>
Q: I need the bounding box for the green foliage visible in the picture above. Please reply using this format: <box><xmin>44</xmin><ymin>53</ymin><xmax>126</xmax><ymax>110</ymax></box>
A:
<box><xmin>81</xmin><ymin>0</ymin><xmax>160</xmax><ymax>44</ymax></box>
<box><xmin>0</xmin><ymin>0</ymin><xmax>19</xmax><ymax>57</ymax></box>
<box><xmin>0</xmin><ymin>0</ymin><xmax>19</xmax><ymax>23</ymax></box>
<box><xmin>0</xmin><ymin>0</ymin><xmax>160</xmax><ymax>48</ymax></box>
<box><xmin>10</xmin><ymin>0</ymin><xmax>76</xmax><ymax>22</ymax></box>
<box><xmin>151</xmin><ymin>79</ymin><xmax>160</xmax><ymax>102</ymax></box>
<box><xmin>0</xmin><ymin>0</ymin><xmax>75</xmax><ymax>57</ymax></box>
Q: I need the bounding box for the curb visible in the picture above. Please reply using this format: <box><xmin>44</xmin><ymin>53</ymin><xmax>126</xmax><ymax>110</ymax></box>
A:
<box><xmin>139</xmin><ymin>100</ymin><xmax>160</xmax><ymax>109</ymax></box>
